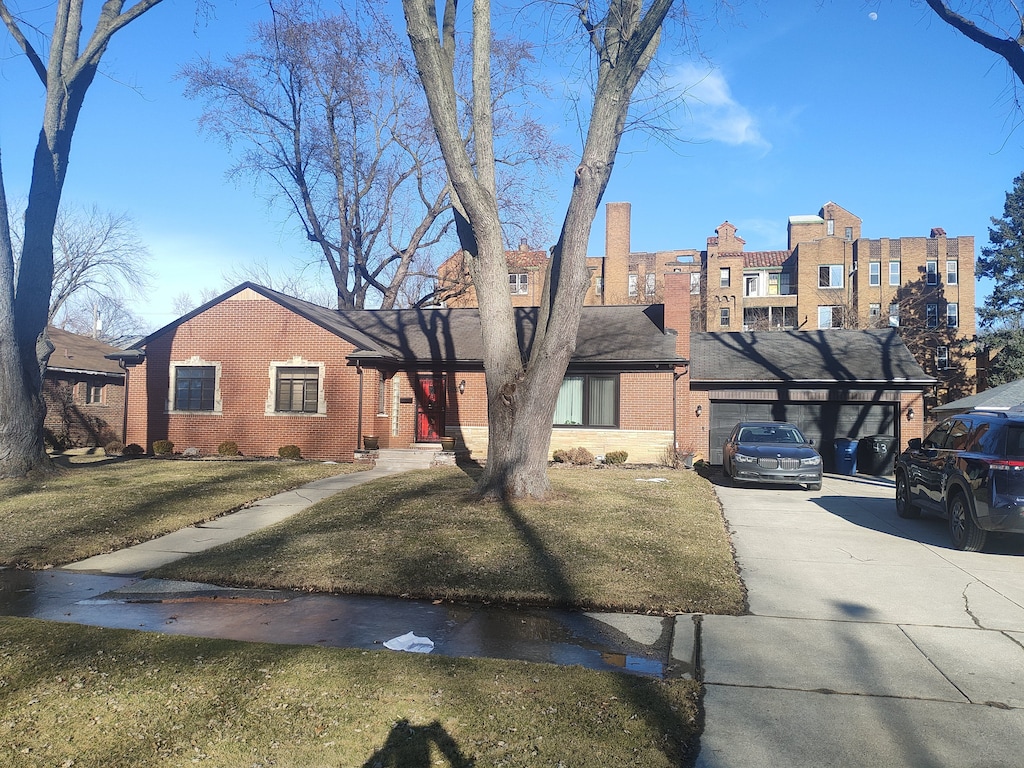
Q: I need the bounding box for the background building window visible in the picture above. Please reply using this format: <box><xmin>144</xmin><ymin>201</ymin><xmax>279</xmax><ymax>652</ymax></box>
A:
<box><xmin>889</xmin><ymin>303</ymin><xmax>900</xmax><ymax>327</ymax></box>
<box><xmin>845</xmin><ymin>226</ymin><xmax>853</xmax><ymax>241</ymax></box>
<box><xmin>818</xmin><ymin>265</ymin><xmax>843</xmax><ymax>288</ymax></box>
<box><xmin>594</xmin><ymin>276</ymin><xmax>603</xmax><ymax>296</ymax></box>
<box><xmin>689</xmin><ymin>272</ymin><xmax>700</xmax><ymax>294</ymax></box>
<box><xmin>869</xmin><ymin>303</ymin><xmax>881</xmax><ymax>321</ymax></box>
<box><xmin>720</xmin><ymin>268</ymin><xmax>730</xmax><ymax>288</ymax></box>
<box><xmin>509</xmin><ymin>273</ymin><xmax>529</xmax><ymax>295</ymax></box>
<box><xmin>937</xmin><ymin>346</ymin><xmax>950</xmax><ymax>370</ymax></box>
<box><xmin>868</xmin><ymin>262</ymin><xmax>880</xmax><ymax>286</ymax></box>
<box><xmin>947</xmin><ymin>302</ymin><xmax>959</xmax><ymax>328</ymax></box>
<box><xmin>889</xmin><ymin>261</ymin><xmax>901</xmax><ymax>286</ymax></box>
<box><xmin>817</xmin><ymin>305</ymin><xmax>842</xmax><ymax>329</ymax></box>
<box><xmin>926</xmin><ymin>260</ymin><xmax>938</xmax><ymax>285</ymax></box>
<box><xmin>926</xmin><ymin>304</ymin><xmax>938</xmax><ymax>328</ymax></box>
<box><xmin>84</xmin><ymin>383</ymin><xmax>104</xmax><ymax>405</ymax></box>
<box><xmin>174</xmin><ymin>366</ymin><xmax>216</xmax><ymax>411</ymax></box>
<box><xmin>628</xmin><ymin>273</ymin><xmax>638</xmax><ymax>297</ymax></box>
<box><xmin>744</xmin><ymin>274</ymin><xmax>760</xmax><ymax>297</ymax></box>
<box><xmin>275</xmin><ymin>367</ymin><xmax>320</xmax><ymax>413</ymax></box>
<box><xmin>946</xmin><ymin>260</ymin><xmax>958</xmax><ymax>285</ymax></box>
<box><xmin>645</xmin><ymin>272</ymin><xmax>656</xmax><ymax>296</ymax></box>
<box><xmin>553</xmin><ymin>374</ymin><xmax>618</xmax><ymax>428</ymax></box>
<box><xmin>720</xmin><ymin>307</ymin><xmax>730</xmax><ymax>328</ymax></box>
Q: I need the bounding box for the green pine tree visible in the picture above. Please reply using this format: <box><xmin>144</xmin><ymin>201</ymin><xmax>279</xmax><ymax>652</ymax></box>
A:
<box><xmin>978</xmin><ymin>171</ymin><xmax>1024</xmax><ymax>385</ymax></box>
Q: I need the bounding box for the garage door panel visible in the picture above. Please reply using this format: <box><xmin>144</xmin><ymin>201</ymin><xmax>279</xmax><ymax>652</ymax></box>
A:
<box><xmin>709</xmin><ymin>401</ymin><xmax>895</xmax><ymax>468</ymax></box>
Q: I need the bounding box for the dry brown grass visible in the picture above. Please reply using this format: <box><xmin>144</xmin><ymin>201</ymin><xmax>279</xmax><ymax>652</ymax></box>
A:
<box><xmin>155</xmin><ymin>465</ymin><xmax>745</xmax><ymax>616</ymax></box>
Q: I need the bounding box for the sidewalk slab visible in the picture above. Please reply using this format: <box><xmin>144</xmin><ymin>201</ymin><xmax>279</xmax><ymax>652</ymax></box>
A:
<box><xmin>701</xmin><ymin>615</ymin><xmax>965</xmax><ymax>701</ymax></box>
<box><xmin>696</xmin><ymin>685</ymin><xmax>1024</xmax><ymax>768</ymax></box>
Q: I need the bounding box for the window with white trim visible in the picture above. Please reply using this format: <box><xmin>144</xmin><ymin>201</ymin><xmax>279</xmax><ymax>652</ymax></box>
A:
<box><xmin>689</xmin><ymin>272</ymin><xmax>700</xmax><ymax>294</ymax></box>
<box><xmin>946</xmin><ymin>260</ymin><xmax>958</xmax><ymax>285</ymax></box>
<box><xmin>818</xmin><ymin>305</ymin><xmax>843</xmax><ymax>329</ymax></box>
<box><xmin>926</xmin><ymin>260</ymin><xmax>938</xmax><ymax>285</ymax></box>
<box><xmin>869</xmin><ymin>303</ymin><xmax>881</xmax><ymax>321</ymax></box>
<box><xmin>594</xmin><ymin>276</ymin><xmax>604</xmax><ymax>296</ymax></box>
<box><xmin>818</xmin><ymin>265</ymin><xmax>844</xmax><ymax>288</ymax></box>
<box><xmin>947</xmin><ymin>302</ymin><xmax>959</xmax><ymax>328</ymax></box>
<box><xmin>720</xmin><ymin>307</ymin><xmax>730</xmax><ymax>328</ymax></box>
<box><xmin>868</xmin><ymin>262</ymin><xmax>880</xmax><ymax>286</ymax></box>
<box><xmin>645</xmin><ymin>272</ymin><xmax>656</xmax><ymax>297</ymax></box>
<box><xmin>926</xmin><ymin>304</ymin><xmax>938</xmax><ymax>329</ymax></box>
<box><xmin>171</xmin><ymin>359</ymin><xmax>221</xmax><ymax>413</ymax></box>
<box><xmin>84</xmin><ymin>383</ymin><xmax>104</xmax><ymax>405</ymax></box>
<box><xmin>509</xmin><ymin>273</ymin><xmax>529</xmax><ymax>295</ymax></box>
<box><xmin>937</xmin><ymin>346</ymin><xmax>949</xmax><ymax>370</ymax></box>
<box><xmin>628</xmin><ymin>273</ymin><xmax>638</xmax><ymax>297</ymax></box>
<box><xmin>720</xmin><ymin>268</ymin><xmax>730</xmax><ymax>288</ymax></box>
<box><xmin>553</xmin><ymin>374</ymin><xmax>618</xmax><ymax>428</ymax></box>
<box><xmin>889</xmin><ymin>303</ymin><xmax>900</xmax><ymax>327</ymax></box>
<box><xmin>744</xmin><ymin>274</ymin><xmax>760</xmax><ymax>297</ymax></box>
<box><xmin>266</xmin><ymin>359</ymin><xmax>325</xmax><ymax>416</ymax></box>
<box><xmin>889</xmin><ymin>261</ymin><xmax>901</xmax><ymax>286</ymax></box>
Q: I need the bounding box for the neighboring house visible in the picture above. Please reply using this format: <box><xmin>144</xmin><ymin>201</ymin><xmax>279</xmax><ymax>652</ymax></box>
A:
<box><xmin>115</xmin><ymin>279</ymin><xmax>694</xmax><ymax>463</ymax></box>
<box><xmin>436</xmin><ymin>240</ymin><xmax>550</xmax><ymax>308</ymax></box>
<box><xmin>686</xmin><ymin>329</ymin><xmax>933</xmax><ymax>468</ymax></box>
<box><xmin>115</xmin><ymin>275</ymin><xmax>930</xmax><ymax>465</ymax></box>
<box><xmin>439</xmin><ymin>201</ymin><xmax>976</xmax><ymax>410</ymax></box>
<box><xmin>43</xmin><ymin>326</ymin><xmax>126</xmax><ymax>448</ymax></box>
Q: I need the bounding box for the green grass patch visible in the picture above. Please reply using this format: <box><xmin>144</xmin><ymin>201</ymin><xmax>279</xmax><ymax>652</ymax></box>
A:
<box><xmin>0</xmin><ymin>458</ymin><xmax>360</xmax><ymax>568</ymax></box>
<box><xmin>0</xmin><ymin>616</ymin><xmax>700</xmax><ymax>768</ymax></box>
<box><xmin>155</xmin><ymin>466</ymin><xmax>744</xmax><ymax>615</ymax></box>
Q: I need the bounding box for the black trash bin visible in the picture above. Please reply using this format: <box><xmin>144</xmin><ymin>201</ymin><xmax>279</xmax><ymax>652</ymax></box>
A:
<box><xmin>833</xmin><ymin>438</ymin><xmax>859</xmax><ymax>476</ymax></box>
<box><xmin>858</xmin><ymin>435</ymin><xmax>897</xmax><ymax>475</ymax></box>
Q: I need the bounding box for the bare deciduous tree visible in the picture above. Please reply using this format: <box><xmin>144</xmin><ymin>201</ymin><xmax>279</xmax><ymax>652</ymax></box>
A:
<box><xmin>402</xmin><ymin>0</ymin><xmax>683</xmax><ymax>499</ymax></box>
<box><xmin>0</xmin><ymin>0</ymin><xmax>167</xmax><ymax>478</ymax></box>
<box><xmin>922</xmin><ymin>1</ymin><xmax>1024</xmax><ymax>86</ymax></box>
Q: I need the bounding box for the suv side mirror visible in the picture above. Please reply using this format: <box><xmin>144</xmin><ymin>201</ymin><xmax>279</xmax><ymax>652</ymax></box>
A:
<box><xmin>907</xmin><ymin>438</ymin><xmax>922</xmax><ymax>451</ymax></box>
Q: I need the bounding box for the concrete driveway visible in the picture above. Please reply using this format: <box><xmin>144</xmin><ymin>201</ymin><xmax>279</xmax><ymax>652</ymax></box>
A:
<box><xmin>697</xmin><ymin>472</ymin><xmax>1024</xmax><ymax>767</ymax></box>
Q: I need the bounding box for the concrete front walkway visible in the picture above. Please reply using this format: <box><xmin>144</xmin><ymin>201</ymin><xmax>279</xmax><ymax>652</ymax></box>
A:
<box><xmin>697</xmin><ymin>473</ymin><xmax>1024</xmax><ymax>767</ymax></box>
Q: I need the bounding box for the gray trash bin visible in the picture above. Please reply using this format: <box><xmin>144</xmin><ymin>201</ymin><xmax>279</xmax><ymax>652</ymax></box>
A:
<box><xmin>858</xmin><ymin>435</ymin><xmax>897</xmax><ymax>475</ymax></box>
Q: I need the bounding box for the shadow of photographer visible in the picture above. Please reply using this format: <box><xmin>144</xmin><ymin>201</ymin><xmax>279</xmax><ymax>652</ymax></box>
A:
<box><xmin>362</xmin><ymin>718</ymin><xmax>475</xmax><ymax>768</ymax></box>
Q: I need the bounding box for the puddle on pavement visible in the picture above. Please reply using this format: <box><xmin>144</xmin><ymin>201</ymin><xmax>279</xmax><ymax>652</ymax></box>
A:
<box><xmin>0</xmin><ymin>570</ymin><xmax>688</xmax><ymax>679</ymax></box>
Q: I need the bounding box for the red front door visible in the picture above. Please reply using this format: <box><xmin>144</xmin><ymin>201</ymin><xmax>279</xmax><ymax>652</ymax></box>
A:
<box><xmin>415</xmin><ymin>376</ymin><xmax>445</xmax><ymax>441</ymax></box>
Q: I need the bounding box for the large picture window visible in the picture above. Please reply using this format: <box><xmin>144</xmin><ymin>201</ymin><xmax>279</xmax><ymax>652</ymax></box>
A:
<box><xmin>554</xmin><ymin>374</ymin><xmax>618</xmax><ymax>428</ymax></box>
<box><xmin>174</xmin><ymin>366</ymin><xmax>216</xmax><ymax>411</ymax></box>
<box><xmin>818</xmin><ymin>265</ymin><xmax>843</xmax><ymax>288</ymax></box>
<box><xmin>275</xmin><ymin>367</ymin><xmax>320</xmax><ymax>413</ymax></box>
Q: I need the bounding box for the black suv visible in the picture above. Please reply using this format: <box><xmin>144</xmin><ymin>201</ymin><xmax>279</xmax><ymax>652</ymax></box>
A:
<box><xmin>894</xmin><ymin>410</ymin><xmax>1024</xmax><ymax>551</ymax></box>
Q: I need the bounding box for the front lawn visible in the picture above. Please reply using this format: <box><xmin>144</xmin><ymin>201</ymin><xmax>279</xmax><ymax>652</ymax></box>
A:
<box><xmin>0</xmin><ymin>617</ymin><xmax>701</xmax><ymax>768</ymax></box>
<box><xmin>154</xmin><ymin>465</ymin><xmax>745</xmax><ymax>616</ymax></box>
<box><xmin>0</xmin><ymin>458</ymin><xmax>359</xmax><ymax>568</ymax></box>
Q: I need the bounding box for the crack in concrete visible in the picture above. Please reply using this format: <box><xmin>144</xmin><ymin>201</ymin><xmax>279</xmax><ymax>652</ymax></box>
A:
<box><xmin>962</xmin><ymin>581</ymin><xmax>985</xmax><ymax>630</ymax></box>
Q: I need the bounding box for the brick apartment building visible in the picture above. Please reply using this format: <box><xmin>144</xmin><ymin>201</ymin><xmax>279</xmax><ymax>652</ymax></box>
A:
<box><xmin>439</xmin><ymin>201</ymin><xmax>976</xmax><ymax>407</ymax></box>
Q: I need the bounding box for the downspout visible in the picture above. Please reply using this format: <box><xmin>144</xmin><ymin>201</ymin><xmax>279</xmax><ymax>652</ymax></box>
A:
<box><xmin>356</xmin><ymin>363</ymin><xmax>364</xmax><ymax>452</ymax></box>
<box><xmin>118</xmin><ymin>359</ymin><xmax>129</xmax><ymax>444</ymax></box>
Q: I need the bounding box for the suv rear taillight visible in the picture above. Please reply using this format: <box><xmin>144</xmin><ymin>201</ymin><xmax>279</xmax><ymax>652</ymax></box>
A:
<box><xmin>989</xmin><ymin>459</ymin><xmax>1024</xmax><ymax>470</ymax></box>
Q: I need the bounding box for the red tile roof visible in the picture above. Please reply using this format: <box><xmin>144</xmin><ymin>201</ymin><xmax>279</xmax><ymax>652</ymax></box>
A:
<box><xmin>740</xmin><ymin>251</ymin><xmax>792</xmax><ymax>268</ymax></box>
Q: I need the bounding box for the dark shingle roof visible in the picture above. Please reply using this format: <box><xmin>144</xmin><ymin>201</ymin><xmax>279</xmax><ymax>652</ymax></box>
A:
<box><xmin>46</xmin><ymin>326</ymin><xmax>126</xmax><ymax>377</ymax></box>
<box><xmin>691</xmin><ymin>329</ymin><xmax>933</xmax><ymax>385</ymax></box>
<box><xmin>141</xmin><ymin>284</ymin><xmax>685</xmax><ymax>369</ymax></box>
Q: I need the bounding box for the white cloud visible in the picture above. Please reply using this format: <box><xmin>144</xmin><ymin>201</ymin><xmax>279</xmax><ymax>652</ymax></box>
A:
<box><xmin>670</xmin><ymin>63</ymin><xmax>770</xmax><ymax>151</ymax></box>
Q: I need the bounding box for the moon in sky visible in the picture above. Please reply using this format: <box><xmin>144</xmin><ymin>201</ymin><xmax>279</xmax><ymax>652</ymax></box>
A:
<box><xmin>869</xmin><ymin>12</ymin><xmax>878</xmax><ymax>21</ymax></box>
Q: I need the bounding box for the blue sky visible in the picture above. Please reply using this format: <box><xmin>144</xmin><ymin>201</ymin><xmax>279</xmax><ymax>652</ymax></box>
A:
<box><xmin>1</xmin><ymin>0</ymin><xmax>1021</xmax><ymax>330</ymax></box>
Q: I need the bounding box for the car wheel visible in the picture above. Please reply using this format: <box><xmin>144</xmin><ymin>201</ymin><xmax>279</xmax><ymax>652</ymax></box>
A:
<box><xmin>895</xmin><ymin>471</ymin><xmax>920</xmax><ymax>519</ymax></box>
<box><xmin>807</xmin><ymin>481</ymin><xmax>822</xmax><ymax>491</ymax></box>
<box><xmin>948</xmin><ymin>492</ymin><xmax>987</xmax><ymax>552</ymax></box>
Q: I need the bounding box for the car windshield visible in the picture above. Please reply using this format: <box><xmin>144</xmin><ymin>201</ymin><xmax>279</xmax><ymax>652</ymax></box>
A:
<box><xmin>738</xmin><ymin>426</ymin><xmax>804</xmax><ymax>444</ymax></box>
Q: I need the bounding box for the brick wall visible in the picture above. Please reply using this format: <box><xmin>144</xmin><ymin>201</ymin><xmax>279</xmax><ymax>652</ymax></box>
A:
<box><xmin>43</xmin><ymin>373</ymin><xmax>124</xmax><ymax>447</ymax></box>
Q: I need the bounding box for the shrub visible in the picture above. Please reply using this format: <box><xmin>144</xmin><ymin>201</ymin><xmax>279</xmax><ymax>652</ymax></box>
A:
<box><xmin>553</xmin><ymin>447</ymin><xmax>594</xmax><ymax>465</ymax></box>
<box><xmin>217</xmin><ymin>441</ymin><xmax>240</xmax><ymax>456</ymax></box>
<box><xmin>278</xmin><ymin>444</ymin><xmax>302</xmax><ymax>459</ymax></box>
<box><xmin>104</xmin><ymin>441</ymin><xmax>125</xmax><ymax>456</ymax></box>
<box><xmin>152</xmin><ymin>440</ymin><xmax>174</xmax><ymax>456</ymax></box>
<box><xmin>605</xmin><ymin>450</ymin><xmax>628</xmax><ymax>465</ymax></box>
<box><xmin>122</xmin><ymin>443</ymin><xmax>144</xmax><ymax>456</ymax></box>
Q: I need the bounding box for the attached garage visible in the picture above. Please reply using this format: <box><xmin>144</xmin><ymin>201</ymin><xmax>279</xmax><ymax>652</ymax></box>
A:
<box><xmin>689</xmin><ymin>330</ymin><xmax>933</xmax><ymax>469</ymax></box>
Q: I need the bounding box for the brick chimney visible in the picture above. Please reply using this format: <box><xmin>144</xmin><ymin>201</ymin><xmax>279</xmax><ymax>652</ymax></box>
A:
<box><xmin>604</xmin><ymin>202</ymin><xmax>631</xmax><ymax>304</ymax></box>
<box><xmin>663</xmin><ymin>272</ymin><xmax>691</xmax><ymax>361</ymax></box>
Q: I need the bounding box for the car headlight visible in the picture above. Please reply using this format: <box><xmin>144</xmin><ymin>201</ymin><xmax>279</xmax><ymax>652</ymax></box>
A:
<box><xmin>734</xmin><ymin>453</ymin><xmax>757</xmax><ymax>464</ymax></box>
<box><xmin>801</xmin><ymin>455</ymin><xmax>822</xmax><ymax>467</ymax></box>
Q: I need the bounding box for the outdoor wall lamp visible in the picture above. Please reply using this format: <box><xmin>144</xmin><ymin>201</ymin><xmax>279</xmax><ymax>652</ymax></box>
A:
<box><xmin>695</xmin><ymin>405</ymin><xmax>703</xmax><ymax>417</ymax></box>
<box><xmin>458</xmin><ymin>379</ymin><xmax>466</xmax><ymax>395</ymax></box>
<box><xmin>907</xmin><ymin>407</ymin><xmax>915</xmax><ymax>421</ymax></box>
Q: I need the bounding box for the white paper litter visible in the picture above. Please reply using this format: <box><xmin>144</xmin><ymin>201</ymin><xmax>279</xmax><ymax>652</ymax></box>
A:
<box><xmin>383</xmin><ymin>631</ymin><xmax>435</xmax><ymax>653</ymax></box>
<box><xmin>636</xmin><ymin>477</ymin><xmax>668</xmax><ymax>483</ymax></box>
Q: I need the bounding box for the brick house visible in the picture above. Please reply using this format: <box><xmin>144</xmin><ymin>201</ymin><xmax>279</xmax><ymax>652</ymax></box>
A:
<box><xmin>116</xmin><ymin>281</ymin><xmax>693</xmax><ymax>463</ymax></box>
<box><xmin>43</xmin><ymin>326</ymin><xmax>126</xmax><ymax>448</ymax></box>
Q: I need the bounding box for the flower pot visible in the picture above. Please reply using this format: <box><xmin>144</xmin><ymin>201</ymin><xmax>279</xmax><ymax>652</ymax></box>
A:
<box><xmin>440</xmin><ymin>436</ymin><xmax>456</xmax><ymax>452</ymax></box>
<box><xmin>362</xmin><ymin>435</ymin><xmax>379</xmax><ymax>451</ymax></box>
